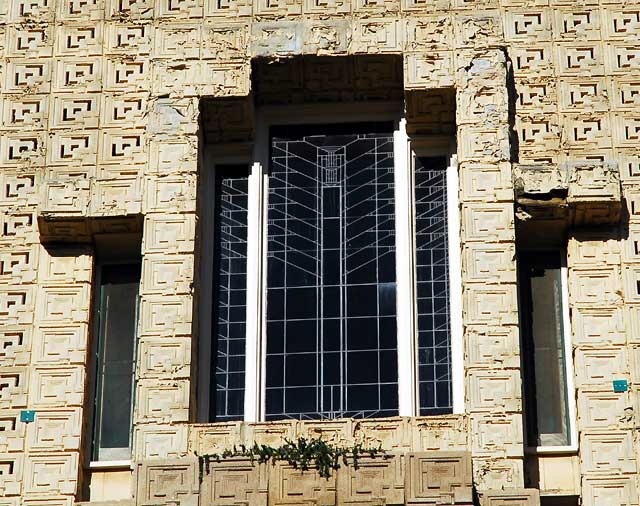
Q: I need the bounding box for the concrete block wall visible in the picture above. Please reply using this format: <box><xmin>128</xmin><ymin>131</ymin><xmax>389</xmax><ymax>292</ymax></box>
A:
<box><xmin>0</xmin><ymin>0</ymin><xmax>639</xmax><ymax>504</ymax></box>
<box><xmin>568</xmin><ymin>230</ymin><xmax>640</xmax><ymax>505</ymax></box>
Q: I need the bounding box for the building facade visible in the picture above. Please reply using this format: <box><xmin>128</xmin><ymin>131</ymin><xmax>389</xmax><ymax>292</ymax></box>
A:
<box><xmin>0</xmin><ymin>0</ymin><xmax>639</xmax><ymax>505</ymax></box>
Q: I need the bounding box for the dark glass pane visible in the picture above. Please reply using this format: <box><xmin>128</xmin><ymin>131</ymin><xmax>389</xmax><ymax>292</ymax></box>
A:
<box><xmin>211</xmin><ymin>165</ymin><xmax>249</xmax><ymax>421</ymax></box>
<box><xmin>266</xmin><ymin>123</ymin><xmax>398</xmax><ymax>420</ymax></box>
<box><xmin>520</xmin><ymin>252</ymin><xmax>570</xmax><ymax>447</ymax></box>
<box><xmin>94</xmin><ymin>264</ymin><xmax>140</xmax><ymax>460</ymax></box>
<box><xmin>414</xmin><ymin>156</ymin><xmax>453</xmax><ymax>416</ymax></box>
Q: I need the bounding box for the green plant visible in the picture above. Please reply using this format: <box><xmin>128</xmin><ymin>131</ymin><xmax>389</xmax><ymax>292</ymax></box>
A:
<box><xmin>196</xmin><ymin>436</ymin><xmax>388</xmax><ymax>482</ymax></box>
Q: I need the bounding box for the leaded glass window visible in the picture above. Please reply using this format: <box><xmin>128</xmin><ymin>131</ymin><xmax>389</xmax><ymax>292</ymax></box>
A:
<box><xmin>414</xmin><ymin>156</ymin><xmax>452</xmax><ymax>415</ymax></box>
<box><xmin>211</xmin><ymin>165</ymin><xmax>249</xmax><ymax>421</ymax></box>
<box><xmin>202</xmin><ymin>111</ymin><xmax>461</xmax><ymax>421</ymax></box>
<box><xmin>265</xmin><ymin>123</ymin><xmax>398</xmax><ymax>420</ymax></box>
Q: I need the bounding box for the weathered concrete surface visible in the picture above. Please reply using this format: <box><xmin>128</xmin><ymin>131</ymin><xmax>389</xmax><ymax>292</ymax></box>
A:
<box><xmin>1</xmin><ymin>0</ymin><xmax>640</xmax><ymax>505</ymax></box>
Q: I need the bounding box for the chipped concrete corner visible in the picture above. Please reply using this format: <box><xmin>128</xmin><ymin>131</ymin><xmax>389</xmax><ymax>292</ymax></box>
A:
<box><xmin>0</xmin><ymin>1</ymin><xmax>639</xmax><ymax>506</ymax></box>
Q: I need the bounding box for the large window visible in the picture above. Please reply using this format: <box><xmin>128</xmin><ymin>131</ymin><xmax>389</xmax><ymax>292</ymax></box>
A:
<box><xmin>199</xmin><ymin>105</ymin><xmax>462</xmax><ymax>422</ymax></box>
<box><xmin>519</xmin><ymin>251</ymin><xmax>576</xmax><ymax>450</ymax></box>
<box><xmin>265</xmin><ymin>123</ymin><xmax>398</xmax><ymax>420</ymax></box>
<box><xmin>90</xmin><ymin>263</ymin><xmax>140</xmax><ymax>461</ymax></box>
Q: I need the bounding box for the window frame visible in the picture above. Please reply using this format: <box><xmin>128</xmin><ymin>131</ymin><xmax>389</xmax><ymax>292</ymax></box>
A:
<box><xmin>86</xmin><ymin>259</ymin><xmax>141</xmax><ymax>467</ymax></box>
<box><xmin>199</xmin><ymin>102</ymin><xmax>463</xmax><ymax>422</ymax></box>
<box><xmin>520</xmin><ymin>250</ymin><xmax>578</xmax><ymax>454</ymax></box>
<box><xmin>408</xmin><ymin>137</ymin><xmax>463</xmax><ymax>416</ymax></box>
<box><xmin>197</xmin><ymin>145</ymin><xmax>253</xmax><ymax>422</ymax></box>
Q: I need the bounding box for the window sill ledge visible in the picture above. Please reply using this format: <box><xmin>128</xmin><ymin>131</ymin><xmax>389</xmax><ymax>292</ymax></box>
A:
<box><xmin>88</xmin><ymin>460</ymin><xmax>132</xmax><ymax>470</ymax></box>
<box><xmin>525</xmin><ymin>446</ymin><xmax>578</xmax><ymax>455</ymax></box>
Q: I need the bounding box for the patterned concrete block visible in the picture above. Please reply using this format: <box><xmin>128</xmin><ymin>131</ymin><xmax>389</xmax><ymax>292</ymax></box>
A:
<box><xmin>136</xmin><ymin>459</ymin><xmax>199</xmax><ymax>505</ymax></box>
<box><xmin>1</xmin><ymin>0</ymin><xmax>639</xmax><ymax>504</ymax></box>
<box><xmin>479</xmin><ymin>488</ymin><xmax>540</xmax><ymax>506</ymax></box>
<box><xmin>269</xmin><ymin>462</ymin><xmax>336</xmax><ymax>506</ymax></box>
<box><xmin>200</xmin><ymin>459</ymin><xmax>268</xmax><ymax>506</ymax></box>
<box><xmin>405</xmin><ymin>452</ymin><xmax>472</xmax><ymax>505</ymax></box>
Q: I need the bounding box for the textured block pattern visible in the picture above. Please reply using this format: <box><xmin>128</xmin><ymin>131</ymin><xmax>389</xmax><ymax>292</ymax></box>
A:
<box><xmin>137</xmin><ymin>451</ymin><xmax>479</xmax><ymax>506</ymax></box>
<box><xmin>1</xmin><ymin>0</ymin><xmax>639</xmax><ymax>504</ymax></box>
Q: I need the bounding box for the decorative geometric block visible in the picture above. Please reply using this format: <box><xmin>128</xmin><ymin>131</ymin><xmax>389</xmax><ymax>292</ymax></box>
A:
<box><xmin>0</xmin><ymin>453</ymin><xmax>23</xmax><ymax>496</ymax></box>
<box><xmin>0</xmin><ymin>327</ymin><xmax>31</xmax><ymax>367</ymax></box>
<box><xmin>25</xmin><ymin>410</ymin><xmax>81</xmax><ymax>452</ymax></box>
<box><xmin>138</xmin><ymin>337</ymin><xmax>191</xmax><ymax>378</ymax></box>
<box><xmin>23</xmin><ymin>453</ymin><xmax>78</xmax><ymax>496</ymax></box>
<box><xmin>471</xmin><ymin>414</ymin><xmax>523</xmax><ymax>458</ymax></box>
<box><xmin>0</xmin><ymin>368</ymin><xmax>29</xmax><ymax>409</ymax></box>
<box><xmin>134</xmin><ymin>424</ymin><xmax>189</xmax><ymax>460</ymax></box>
<box><xmin>136</xmin><ymin>380</ymin><xmax>190</xmax><ymax>422</ymax></box>
<box><xmin>467</xmin><ymin>369</ymin><xmax>521</xmax><ymax>413</ymax></box>
<box><xmin>136</xmin><ymin>459</ymin><xmax>199</xmax><ymax>505</ymax></box>
<box><xmin>337</xmin><ymin>455</ymin><xmax>403</xmax><ymax>505</ymax></box>
<box><xmin>412</xmin><ymin>416</ymin><xmax>468</xmax><ymax>453</ymax></box>
<box><xmin>269</xmin><ymin>462</ymin><xmax>336</xmax><ymax>506</ymax></box>
<box><xmin>578</xmin><ymin>391</ymin><xmax>631</xmax><ymax>429</ymax></box>
<box><xmin>0</xmin><ymin>411</ymin><xmax>24</xmax><ymax>453</ymax></box>
<box><xmin>352</xmin><ymin>418</ymin><xmax>412</xmax><ymax>452</ymax></box>
<box><xmin>32</xmin><ymin>325</ymin><xmax>87</xmax><ymax>365</ymax></box>
<box><xmin>583</xmin><ymin>476</ymin><xmax>639</xmax><ymax>506</ymax></box>
<box><xmin>29</xmin><ymin>367</ymin><xmax>84</xmax><ymax>408</ymax></box>
<box><xmin>479</xmin><ymin>488</ymin><xmax>540</xmax><ymax>506</ymax></box>
<box><xmin>191</xmin><ymin>422</ymin><xmax>244</xmax><ymax>455</ymax></box>
<box><xmin>581</xmin><ymin>431</ymin><xmax>637</xmax><ymax>474</ymax></box>
<box><xmin>201</xmin><ymin>459</ymin><xmax>268</xmax><ymax>506</ymax></box>
<box><xmin>405</xmin><ymin>452</ymin><xmax>472</xmax><ymax>505</ymax></box>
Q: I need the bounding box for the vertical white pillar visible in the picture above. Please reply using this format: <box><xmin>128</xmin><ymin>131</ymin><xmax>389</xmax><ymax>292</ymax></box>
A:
<box><xmin>394</xmin><ymin>118</ymin><xmax>416</xmax><ymax>416</ymax></box>
<box><xmin>447</xmin><ymin>154</ymin><xmax>464</xmax><ymax>414</ymax></box>
<box><xmin>244</xmin><ymin>161</ymin><xmax>264</xmax><ymax>422</ymax></box>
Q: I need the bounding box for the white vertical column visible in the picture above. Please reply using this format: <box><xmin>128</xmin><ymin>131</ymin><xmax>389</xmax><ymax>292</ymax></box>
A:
<box><xmin>394</xmin><ymin>118</ymin><xmax>416</xmax><ymax>416</ymax></box>
<box><xmin>259</xmin><ymin>166</ymin><xmax>269</xmax><ymax>421</ymax></box>
<box><xmin>560</xmin><ymin>259</ymin><xmax>578</xmax><ymax>450</ymax></box>
<box><xmin>447</xmin><ymin>154</ymin><xmax>464</xmax><ymax>414</ymax></box>
<box><xmin>244</xmin><ymin>161</ymin><xmax>264</xmax><ymax>422</ymax></box>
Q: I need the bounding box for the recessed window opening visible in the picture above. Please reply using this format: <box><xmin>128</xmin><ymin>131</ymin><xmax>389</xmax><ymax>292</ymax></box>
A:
<box><xmin>265</xmin><ymin>121</ymin><xmax>399</xmax><ymax>420</ymax></box>
<box><xmin>210</xmin><ymin>164</ymin><xmax>250</xmax><ymax>421</ymax></box>
<box><xmin>198</xmin><ymin>56</ymin><xmax>461</xmax><ymax>422</ymax></box>
<box><xmin>519</xmin><ymin>251</ymin><xmax>576</xmax><ymax>450</ymax></box>
<box><xmin>91</xmin><ymin>262</ymin><xmax>140</xmax><ymax>461</ymax></box>
<box><xmin>414</xmin><ymin>155</ymin><xmax>453</xmax><ymax>415</ymax></box>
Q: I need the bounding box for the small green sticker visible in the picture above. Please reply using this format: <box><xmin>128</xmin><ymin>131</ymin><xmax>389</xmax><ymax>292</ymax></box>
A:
<box><xmin>613</xmin><ymin>380</ymin><xmax>628</xmax><ymax>393</ymax></box>
<box><xmin>20</xmin><ymin>410</ymin><xmax>35</xmax><ymax>423</ymax></box>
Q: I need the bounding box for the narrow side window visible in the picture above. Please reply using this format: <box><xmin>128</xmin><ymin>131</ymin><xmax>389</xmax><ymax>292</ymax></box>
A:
<box><xmin>92</xmin><ymin>263</ymin><xmax>140</xmax><ymax>461</ymax></box>
<box><xmin>414</xmin><ymin>155</ymin><xmax>452</xmax><ymax>415</ymax></box>
<box><xmin>519</xmin><ymin>252</ymin><xmax>572</xmax><ymax>448</ymax></box>
<box><xmin>211</xmin><ymin>164</ymin><xmax>250</xmax><ymax>421</ymax></box>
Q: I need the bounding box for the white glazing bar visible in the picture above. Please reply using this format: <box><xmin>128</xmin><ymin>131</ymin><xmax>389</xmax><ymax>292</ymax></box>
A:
<box><xmin>244</xmin><ymin>161</ymin><xmax>263</xmax><ymax>422</ymax></box>
<box><xmin>394</xmin><ymin>118</ymin><xmax>415</xmax><ymax>416</ymax></box>
<box><xmin>561</xmin><ymin>259</ymin><xmax>579</xmax><ymax>450</ymax></box>
<box><xmin>447</xmin><ymin>154</ymin><xmax>464</xmax><ymax>414</ymax></box>
<box><xmin>259</xmin><ymin>167</ymin><xmax>269</xmax><ymax>421</ymax></box>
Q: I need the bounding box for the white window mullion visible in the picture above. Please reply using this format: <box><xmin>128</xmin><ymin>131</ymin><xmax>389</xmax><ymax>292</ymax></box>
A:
<box><xmin>447</xmin><ymin>154</ymin><xmax>464</xmax><ymax>414</ymax></box>
<box><xmin>259</xmin><ymin>167</ymin><xmax>269</xmax><ymax>421</ymax></box>
<box><xmin>394</xmin><ymin>118</ymin><xmax>416</xmax><ymax>417</ymax></box>
<box><xmin>561</xmin><ymin>259</ymin><xmax>578</xmax><ymax>450</ymax></box>
<box><xmin>244</xmin><ymin>161</ymin><xmax>263</xmax><ymax>422</ymax></box>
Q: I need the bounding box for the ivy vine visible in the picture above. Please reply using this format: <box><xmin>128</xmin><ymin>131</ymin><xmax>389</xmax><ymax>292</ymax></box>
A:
<box><xmin>196</xmin><ymin>437</ymin><xmax>388</xmax><ymax>482</ymax></box>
